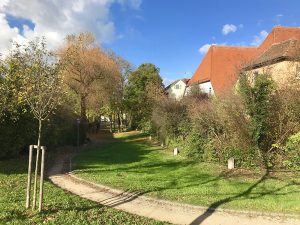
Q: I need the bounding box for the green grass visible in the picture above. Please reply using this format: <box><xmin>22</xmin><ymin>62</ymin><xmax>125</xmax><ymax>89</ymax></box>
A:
<box><xmin>0</xmin><ymin>156</ymin><xmax>170</xmax><ymax>224</ymax></box>
<box><xmin>73</xmin><ymin>132</ymin><xmax>300</xmax><ymax>214</ymax></box>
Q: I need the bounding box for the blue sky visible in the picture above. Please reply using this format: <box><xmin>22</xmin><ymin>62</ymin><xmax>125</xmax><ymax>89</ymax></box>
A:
<box><xmin>1</xmin><ymin>0</ymin><xmax>300</xmax><ymax>84</ymax></box>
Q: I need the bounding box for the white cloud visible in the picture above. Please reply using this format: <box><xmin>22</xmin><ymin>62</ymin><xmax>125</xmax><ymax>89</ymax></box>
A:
<box><xmin>222</xmin><ymin>24</ymin><xmax>237</xmax><ymax>35</ymax></box>
<box><xmin>0</xmin><ymin>0</ymin><xmax>141</xmax><ymax>55</ymax></box>
<box><xmin>117</xmin><ymin>0</ymin><xmax>142</xmax><ymax>10</ymax></box>
<box><xmin>198</xmin><ymin>42</ymin><xmax>227</xmax><ymax>54</ymax></box>
<box><xmin>199</xmin><ymin>43</ymin><xmax>215</xmax><ymax>54</ymax></box>
<box><xmin>251</xmin><ymin>30</ymin><xmax>268</xmax><ymax>46</ymax></box>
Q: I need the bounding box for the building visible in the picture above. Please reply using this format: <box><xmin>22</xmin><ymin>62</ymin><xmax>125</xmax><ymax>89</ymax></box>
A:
<box><xmin>242</xmin><ymin>39</ymin><xmax>300</xmax><ymax>84</ymax></box>
<box><xmin>166</xmin><ymin>78</ymin><xmax>190</xmax><ymax>100</ymax></box>
<box><xmin>188</xmin><ymin>26</ymin><xmax>300</xmax><ymax>95</ymax></box>
<box><xmin>187</xmin><ymin>45</ymin><xmax>257</xmax><ymax>95</ymax></box>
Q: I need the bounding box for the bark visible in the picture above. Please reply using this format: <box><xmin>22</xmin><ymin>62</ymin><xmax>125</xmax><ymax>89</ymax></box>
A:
<box><xmin>109</xmin><ymin>114</ymin><xmax>113</xmax><ymax>132</ymax></box>
<box><xmin>37</xmin><ymin>119</ymin><xmax>42</xmax><ymax>146</ymax></box>
<box><xmin>120</xmin><ymin>112</ymin><xmax>124</xmax><ymax>131</ymax></box>
<box><xmin>99</xmin><ymin>115</ymin><xmax>102</xmax><ymax>132</ymax></box>
<box><xmin>117</xmin><ymin>112</ymin><xmax>121</xmax><ymax>132</ymax></box>
<box><xmin>80</xmin><ymin>94</ymin><xmax>87</xmax><ymax>121</ymax></box>
<box><xmin>113</xmin><ymin>113</ymin><xmax>116</xmax><ymax>132</ymax></box>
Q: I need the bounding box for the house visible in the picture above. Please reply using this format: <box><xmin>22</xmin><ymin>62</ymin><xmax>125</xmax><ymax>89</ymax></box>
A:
<box><xmin>166</xmin><ymin>78</ymin><xmax>190</xmax><ymax>100</ymax></box>
<box><xmin>242</xmin><ymin>38</ymin><xmax>300</xmax><ymax>84</ymax></box>
<box><xmin>187</xmin><ymin>45</ymin><xmax>257</xmax><ymax>95</ymax></box>
<box><xmin>188</xmin><ymin>26</ymin><xmax>300</xmax><ymax>95</ymax></box>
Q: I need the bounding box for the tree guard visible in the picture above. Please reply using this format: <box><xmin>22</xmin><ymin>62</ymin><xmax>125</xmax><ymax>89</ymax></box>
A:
<box><xmin>26</xmin><ymin>145</ymin><xmax>46</xmax><ymax>212</ymax></box>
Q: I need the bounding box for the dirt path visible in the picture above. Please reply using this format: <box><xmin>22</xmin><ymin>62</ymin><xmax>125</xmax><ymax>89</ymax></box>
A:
<box><xmin>48</xmin><ymin>154</ymin><xmax>300</xmax><ymax>225</ymax></box>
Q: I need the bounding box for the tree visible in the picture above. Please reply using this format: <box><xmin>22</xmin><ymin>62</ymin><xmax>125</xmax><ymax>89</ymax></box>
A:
<box><xmin>58</xmin><ymin>32</ymin><xmax>121</xmax><ymax>121</ymax></box>
<box><xmin>20</xmin><ymin>39</ymin><xmax>62</xmax><ymax>146</ymax></box>
<box><xmin>124</xmin><ymin>63</ymin><xmax>164</xmax><ymax>129</ymax></box>
<box><xmin>0</xmin><ymin>55</ymin><xmax>37</xmax><ymax>158</ymax></box>
<box><xmin>0</xmin><ymin>49</ymin><xmax>27</xmax><ymax>120</ymax></box>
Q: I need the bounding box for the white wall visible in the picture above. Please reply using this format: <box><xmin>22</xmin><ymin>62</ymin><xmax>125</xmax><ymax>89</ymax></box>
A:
<box><xmin>199</xmin><ymin>81</ymin><xmax>214</xmax><ymax>95</ymax></box>
<box><xmin>167</xmin><ymin>80</ymin><xmax>187</xmax><ymax>100</ymax></box>
<box><xmin>185</xmin><ymin>81</ymin><xmax>214</xmax><ymax>96</ymax></box>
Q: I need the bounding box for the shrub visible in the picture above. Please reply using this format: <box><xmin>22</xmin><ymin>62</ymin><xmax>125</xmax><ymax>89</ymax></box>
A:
<box><xmin>182</xmin><ymin>128</ymin><xmax>217</xmax><ymax>161</ymax></box>
<box><xmin>283</xmin><ymin>132</ymin><xmax>300</xmax><ymax>169</ymax></box>
<box><xmin>0</xmin><ymin>110</ymin><xmax>36</xmax><ymax>159</ymax></box>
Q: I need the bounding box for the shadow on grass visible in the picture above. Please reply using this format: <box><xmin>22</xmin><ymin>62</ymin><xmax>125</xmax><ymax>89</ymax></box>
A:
<box><xmin>74</xmin><ymin>140</ymin><xmax>156</xmax><ymax>166</ymax></box>
<box><xmin>189</xmin><ymin>170</ymin><xmax>300</xmax><ymax>225</ymax></box>
<box><xmin>73</xmin><ymin>134</ymin><xmax>300</xmax><ymax>220</ymax></box>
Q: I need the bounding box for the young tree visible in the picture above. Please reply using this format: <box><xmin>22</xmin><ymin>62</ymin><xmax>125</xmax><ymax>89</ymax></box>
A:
<box><xmin>23</xmin><ymin>39</ymin><xmax>63</xmax><ymax>146</ymax></box>
<box><xmin>1</xmin><ymin>39</ymin><xmax>62</xmax><ymax>147</ymax></box>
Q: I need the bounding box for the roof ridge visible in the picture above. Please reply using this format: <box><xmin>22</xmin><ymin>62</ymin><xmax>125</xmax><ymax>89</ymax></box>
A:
<box><xmin>211</xmin><ymin>45</ymin><xmax>257</xmax><ymax>49</ymax></box>
<box><xmin>273</xmin><ymin>26</ymin><xmax>300</xmax><ymax>30</ymax></box>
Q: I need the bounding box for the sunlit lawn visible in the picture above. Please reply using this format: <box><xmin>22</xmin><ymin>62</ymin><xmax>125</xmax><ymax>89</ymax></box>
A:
<box><xmin>73</xmin><ymin>132</ymin><xmax>300</xmax><ymax>214</ymax></box>
<box><xmin>0</xmin><ymin>156</ymin><xmax>170</xmax><ymax>225</ymax></box>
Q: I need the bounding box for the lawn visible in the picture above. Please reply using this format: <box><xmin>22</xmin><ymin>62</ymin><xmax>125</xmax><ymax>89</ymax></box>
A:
<box><xmin>0</xmin><ymin>156</ymin><xmax>170</xmax><ymax>224</ymax></box>
<box><xmin>73</xmin><ymin>132</ymin><xmax>300</xmax><ymax>214</ymax></box>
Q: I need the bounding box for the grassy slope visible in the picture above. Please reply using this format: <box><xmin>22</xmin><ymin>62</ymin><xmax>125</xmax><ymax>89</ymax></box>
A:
<box><xmin>73</xmin><ymin>132</ymin><xmax>300</xmax><ymax>214</ymax></box>
<box><xmin>0</xmin><ymin>156</ymin><xmax>169</xmax><ymax>225</ymax></box>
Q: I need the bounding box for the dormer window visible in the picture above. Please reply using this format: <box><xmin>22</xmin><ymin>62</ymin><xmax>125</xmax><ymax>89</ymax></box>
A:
<box><xmin>296</xmin><ymin>66</ymin><xmax>300</xmax><ymax>80</ymax></box>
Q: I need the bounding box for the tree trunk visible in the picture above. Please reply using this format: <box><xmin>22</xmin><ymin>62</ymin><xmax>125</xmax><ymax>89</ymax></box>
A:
<box><xmin>80</xmin><ymin>94</ymin><xmax>87</xmax><ymax>121</ymax></box>
<box><xmin>120</xmin><ymin>111</ymin><xmax>124</xmax><ymax>131</ymax></box>
<box><xmin>117</xmin><ymin>112</ymin><xmax>121</xmax><ymax>133</ymax></box>
<box><xmin>109</xmin><ymin>114</ymin><xmax>113</xmax><ymax>133</ymax></box>
<box><xmin>98</xmin><ymin>115</ymin><xmax>102</xmax><ymax>133</ymax></box>
<box><xmin>113</xmin><ymin>113</ymin><xmax>116</xmax><ymax>132</ymax></box>
<box><xmin>37</xmin><ymin>119</ymin><xmax>42</xmax><ymax>146</ymax></box>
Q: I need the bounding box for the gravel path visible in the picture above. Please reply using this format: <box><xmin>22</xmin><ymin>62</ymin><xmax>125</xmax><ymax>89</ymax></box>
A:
<box><xmin>48</xmin><ymin>154</ymin><xmax>300</xmax><ymax>225</ymax></box>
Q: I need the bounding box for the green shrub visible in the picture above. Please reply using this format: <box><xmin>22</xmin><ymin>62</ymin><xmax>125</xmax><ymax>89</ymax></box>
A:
<box><xmin>0</xmin><ymin>110</ymin><xmax>36</xmax><ymax>159</ymax></box>
<box><xmin>177</xmin><ymin>128</ymin><xmax>217</xmax><ymax>162</ymax></box>
<box><xmin>284</xmin><ymin>132</ymin><xmax>300</xmax><ymax>169</ymax></box>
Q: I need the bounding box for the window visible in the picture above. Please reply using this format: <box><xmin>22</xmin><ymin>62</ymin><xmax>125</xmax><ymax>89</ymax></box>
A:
<box><xmin>296</xmin><ymin>66</ymin><xmax>300</xmax><ymax>80</ymax></box>
<box><xmin>175</xmin><ymin>84</ymin><xmax>181</xmax><ymax>89</ymax></box>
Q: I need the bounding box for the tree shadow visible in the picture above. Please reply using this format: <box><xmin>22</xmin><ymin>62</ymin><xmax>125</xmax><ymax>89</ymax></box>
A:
<box><xmin>189</xmin><ymin>170</ymin><xmax>300</xmax><ymax>225</ymax></box>
<box><xmin>71</xmin><ymin>135</ymin><xmax>300</xmax><ymax>220</ymax></box>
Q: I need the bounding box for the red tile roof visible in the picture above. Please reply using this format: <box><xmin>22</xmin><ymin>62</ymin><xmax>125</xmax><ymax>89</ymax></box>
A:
<box><xmin>188</xmin><ymin>45</ymin><xmax>257</xmax><ymax>95</ymax></box>
<box><xmin>244</xmin><ymin>39</ymin><xmax>300</xmax><ymax>70</ymax></box>
<box><xmin>189</xmin><ymin>26</ymin><xmax>300</xmax><ymax>95</ymax></box>
<box><xmin>257</xmin><ymin>26</ymin><xmax>300</xmax><ymax>56</ymax></box>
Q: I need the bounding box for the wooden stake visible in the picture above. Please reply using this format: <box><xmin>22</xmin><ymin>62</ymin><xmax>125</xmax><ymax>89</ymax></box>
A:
<box><xmin>38</xmin><ymin>147</ymin><xmax>45</xmax><ymax>212</ymax></box>
<box><xmin>26</xmin><ymin>145</ymin><xmax>33</xmax><ymax>209</ymax></box>
<box><xmin>32</xmin><ymin>146</ymin><xmax>40</xmax><ymax>210</ymax></box>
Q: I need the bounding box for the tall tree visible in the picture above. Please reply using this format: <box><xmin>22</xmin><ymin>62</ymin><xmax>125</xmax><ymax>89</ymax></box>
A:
<box><xmin>58</xmin><ymin>32</ymin><xmax>120</xmax><ymax>121</ymax></box>
<box><xmin>124</xmin><ymin>63</ymin><xmax>164</xmax><ymax>129</ymax></box>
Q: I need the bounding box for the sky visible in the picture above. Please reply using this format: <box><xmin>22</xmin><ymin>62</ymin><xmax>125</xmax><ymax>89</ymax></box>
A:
<box><xmin>0</xmin><ymin>0</ymin><xmax>300</xmax><ymax>85</ymax></box>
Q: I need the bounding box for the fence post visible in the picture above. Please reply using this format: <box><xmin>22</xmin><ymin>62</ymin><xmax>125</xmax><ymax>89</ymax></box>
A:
<box><xmin>32</xmin><ymin>146</ymin><xmax>40</xmax><ymax>210</ymax></box>
<box><xmin>26</xmin><ymin>145</ymin><xmax>33</xmax><ymax>208</ymax></box>
<box><xmin>38</xmin><ymin>147</ymin><xmax>46</xmax><ymax>212</ymax></box>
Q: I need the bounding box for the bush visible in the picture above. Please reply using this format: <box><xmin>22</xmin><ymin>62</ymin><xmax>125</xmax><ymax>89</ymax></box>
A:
<box><xmin>43</xmin><ymin>106</ymin><xmax>86</xmax><ymax>147</ymax></box>
<box><xmin>0</xmin><ymin>110</ymin><xmax>37</xmax><ymax>159</ymax></box>
<box><xmin>152</xmin><ymin>98</ymin><xmax>189</xmax><ymax>142</ymax></box>
<box><xmin>0</xmin><ymin>105</ymin><xmax>85</xmax><ymax>159</ymax></box>
<box><xmin>182</xmin><ymin>129</ymin><xmax>217</xmax><ymax>161</ymax></box>
<box><xmin>283</xmin><ymin>132</ymin><xmax>300</xmax><ymax>169</ymax></box>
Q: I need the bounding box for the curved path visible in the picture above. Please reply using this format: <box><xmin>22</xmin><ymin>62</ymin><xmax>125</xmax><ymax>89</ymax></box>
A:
<box><xmin>48</xmin><ymin>154</ymin><xmax>300</xmax><ymax>225</ymax></box>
